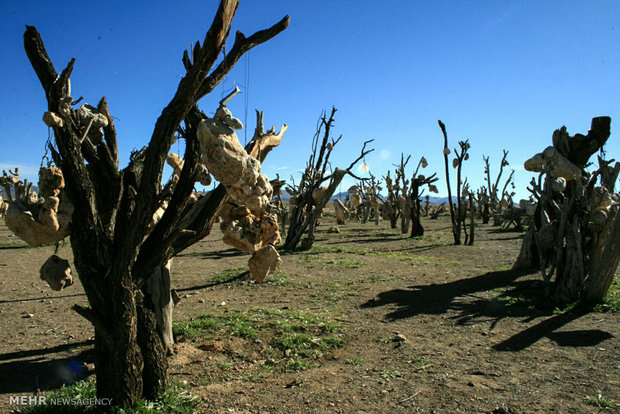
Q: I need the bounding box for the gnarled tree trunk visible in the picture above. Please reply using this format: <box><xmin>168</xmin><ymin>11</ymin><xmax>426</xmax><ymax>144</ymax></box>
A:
<box><xmin>22</xmin><ymin>1</ymin><xmax>289</xmax><ymax>407</ymax></box>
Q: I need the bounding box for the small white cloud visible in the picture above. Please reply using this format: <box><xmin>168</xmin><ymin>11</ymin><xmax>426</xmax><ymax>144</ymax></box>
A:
<box><xmin>380</xmin><ymin>149</ymin><xmax>390</xmax><ymax>160</ymax></box>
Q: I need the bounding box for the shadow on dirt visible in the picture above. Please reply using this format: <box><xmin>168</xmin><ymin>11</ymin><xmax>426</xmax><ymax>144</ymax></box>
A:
<box><xmin>483</xmin><ymin>234</ymin><xmax>524</xmax><ymax>242</ymax></box>
<box><xmin>322</xmin><ymin>235</ymin><xmax>405</xmax><ymax>245</ymax></box>
<box><xmin>360</xmin><ymin>269</ymin><xmax>532</xmax><ymax>320</ymax></box>
<box><xmin>0</xmin><ymin>342</ymin><xmax>93</xmax><ymax>394</ymax></box>
<box><xmin>175</xmin><ymin>271</ymin><xmax>251</xmax><ymax>293</ymax></box>
<box><xmin>0</xmin><ymin>293</ymin><xmax>85</xmax><ymax>304</ymax></box>
<box><xmin>360</xmin><ymin>269</ymin><xmax>613</xmax><ymax>351</ymax></box>
<box><xmin>177</xmin><ymin>248</ymin><xmax>248</xmax><ymax>260</ymax></box>
<box><xmin>492</xmin><ymin>310</ymin><xmax>611</xmax><ymax>351</ymax></box>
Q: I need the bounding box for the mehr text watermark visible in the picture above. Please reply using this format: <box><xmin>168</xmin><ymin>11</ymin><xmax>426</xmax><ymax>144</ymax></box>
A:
<box><xmin>9</xmin><ymin>394</ymin><xmax>112</xmax><ymax>407</ymax></box>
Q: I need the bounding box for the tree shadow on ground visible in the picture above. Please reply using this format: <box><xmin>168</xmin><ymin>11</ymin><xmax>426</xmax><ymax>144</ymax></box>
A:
<box><xmin>360</xmin><ymin>269</ymin><xmax>532</xmax><ymax>320</ymax></box>
<box><xmin>483</xmin><ymin>234</ymin><xmax>525</xmax><ymax>242</ymax></box>
<box><xmin>0</xmin><ymin>343</ymin><xmax>93</xmax><ymax>394</ymax></box>
<box><xmin>491</xmin><ymin>308</ymin><xmax>611</xmax><ymax>351</ymax></box>
<box><xmin>321</xmin><ymin>236</ymin><xmax>431</xmax><ymax>245</ymax></box>
<box><xmin>175</xmin><ymin>272</ymin><xmax>251</xmax><ymax>293</ymax></box>
<box><xmin>0</xmin><ymin>293</ymin><xmax>85</xmax><ymax>304</ymax></box>
<box><xmin>176</xmin><ymin>248</ymin><xmax>247</xmax><ymax>260</ymax></box>
<box><xmin>360</xmin><ymin>269</ymin><xmax>613</xmax><ymax>351</ymax></box>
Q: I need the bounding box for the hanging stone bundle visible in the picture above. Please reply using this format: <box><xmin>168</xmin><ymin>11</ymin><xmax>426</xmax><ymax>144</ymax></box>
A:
<box><xmin>4</xmin><ymin>166</ymin><xmax>73</xmax><ymax>247</ymax></box>
<box><xmin>312</xmin><ymin>186</ymin><xmax>328</xmax><ymax>204</ymax></box>
<box><xmin>197</xmin><ymin>91</ymin><xmax>283</xmax><ymax>282</ymax></box>
<box><xmin>39</xmin><ymin>254</ymin><xmax>73</xmax><ymax>291</ymax></box>
<box><xmin>333</xmin><ymin>199</ymin><xmax>350</xmax><ymax>224</ymax></box>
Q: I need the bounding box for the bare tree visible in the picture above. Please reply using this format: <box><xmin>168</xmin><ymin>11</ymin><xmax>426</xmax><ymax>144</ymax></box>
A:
<box><xmin>20</xmin><ymin>1</ymin><xmax>289</xmax><ymax>407</ymax></box>
<box><xmin>283</xmin><ymin>107</ymin><xmax>373</xmax><ymax>250</ymax></box>
<box><xmin>484</xmin><ymin>151</ymin><xmax>513</xmax><ymax>210</ymax></box>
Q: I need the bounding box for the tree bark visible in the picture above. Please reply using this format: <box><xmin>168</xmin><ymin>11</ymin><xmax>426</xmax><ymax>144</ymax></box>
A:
<box><xmin>438</xmin><ymin>121</ymin><xmax>460</xmax><ymax>245</ymax></box>
<box><xmin>584</xmin><ymin>209</ymin><xmax>620</xmax><ymax>301</ymax></box>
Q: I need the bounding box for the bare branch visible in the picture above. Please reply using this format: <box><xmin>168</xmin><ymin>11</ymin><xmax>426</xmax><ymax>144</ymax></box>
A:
<box><xmin>197</xmin><ymin>15</ymin><xmax>290</xmax><ymax>100</ymax></box>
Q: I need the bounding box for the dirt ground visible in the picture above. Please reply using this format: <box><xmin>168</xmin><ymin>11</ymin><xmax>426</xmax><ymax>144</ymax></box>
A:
<box><xmin>0</xmin><ymin>213</ymin><xmax>618</xmax><ymax>413</ymax></box>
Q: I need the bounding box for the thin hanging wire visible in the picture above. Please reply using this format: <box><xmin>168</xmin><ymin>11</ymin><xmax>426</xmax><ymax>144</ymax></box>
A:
<box><xmin>40</xmin><ymin>127</ymin><xmax>53</xmax><ymax>167</ymax></box>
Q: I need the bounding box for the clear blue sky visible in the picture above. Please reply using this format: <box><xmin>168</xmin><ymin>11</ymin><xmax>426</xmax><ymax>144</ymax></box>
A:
<box><xmin>1</xmin><ymin>0</ymin><xmax>619</xmax><ymax>200</ymax></box>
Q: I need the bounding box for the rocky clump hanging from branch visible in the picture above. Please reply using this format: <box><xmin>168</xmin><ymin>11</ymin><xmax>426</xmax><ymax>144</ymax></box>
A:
<box><xmin>2</xmin><ymin>166</ymin><xmax>75</xmax><ymax>291</ymax></box>
<box><xmin>513</xmin><ymin>116</ymin><xmax>619</xmax><ymax>303</ymax></box>
<box><xmin>333</xmin><ymin>198</ymin><xmax>350</xmax><ymax>224</ymax></box>
<box><xmin>197</xmin><ymin>89</ymin><xmax>287</xmax><ymax>281</ymax></box>
<box><xmin>283</xmin><ymin>107</ymin><xmax>373</xmax><ymax>251</ymax></box>
<box><xmin>21</xmin><ymin>1</ymin><xmax>289</xmax><ymax>407</ymax></box>
<box><xmin>40</xmin><ymin>254</ymin><xmax>73</xmax><ymax>291</ymax></box>
<box><xmin>3</xmin><ymin>166</ymin><xmax>73</xmax><ymax>247</ymax></box>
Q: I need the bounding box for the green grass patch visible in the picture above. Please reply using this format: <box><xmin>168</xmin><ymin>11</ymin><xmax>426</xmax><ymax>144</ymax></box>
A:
<box><xmin>173</xmin><ymin>311</ymin><xmax>261</xmax><ymax>340</ymax></box>
<box><xmin>266</xmin><ymin>271</ymin><xmax>293</xmax><ymax>286</ymax></box>
<box><xmin>296</xmin><ymin>253</ymin><xmax>363</xmax><ymax>269</ymax></box>
<box><xmin>410</xmin><ymin>356</ymin><xmax>430</xmax><ymax>367</ymax></box>
<box><xmin>380</xmin><ymin>369</ymin><xmax>402</xmax><ymax>379</ymax></box>
<box><xmin>309</xmin><ymin>245</ymin><xmax>371</xmax><ymax>255</ymax></box>
<box><xmin>307</xmin><ymin>244</ymin><xmax>449</xmax><ymax>265</ymax></box>
<box><xmin>217</xmin><ymin>361</ymin><xmax>233</xmax><ymax>371</ymax></box>
<box><xmin>173</xmin><ymin>314</ymin><xmax>220</xmax><ymax>340</ymax></box>
<box><xmin>0</xmin><ymin>240</ymin><xmax>31</xmax><ymax>248</ymax></box>
<box><xmin>593</xmin><ymin>277</ymin><xmax>620</xmax><ymax>313</ymax></box>
<box><xmin>324</xmin><ymin>258</ymin><xmax>362</xmax><ymax>268</ymax></box>
<box><xmin>210</xmin><ymin>267</ymin><xmax>247</xmax><ymax>283</ymax></box>
<box><xmin>284</xmin><ymin>359</ymin><xmax>317</xmax><ymax>372</ymax></box>
<box><xmin>20</xmin><ymin>380</ymin><xmax>200</xmax><ymax>414</ymax></box>
<box><xmin>584</xmin><ymin>393</ymin><xmax>617</xmax><ymax>410</ymax></box>
<box><xmin>494</xmin><ymin>280</ymin><xmax>551</xmax><ymax>311</ymax></box>
<box><xmin>223</xmin><ymin>311</ymin><xmax>258</xmax><ymax>338</ymax></box>
<box><xmin>344</xmin><ymin>357</ymin><xmax>363</xmax><ymax>365</ymax></box>
<box><xmin>493</xmin><ymin>279</ymin><xmax>619</xmax><ymax>314</ymax></box>
<box><xmin>379</xmin><ymin>336</ymin><xmax>394</xmax><ymax>344</ymax></box>
<box><xmin>493</xmin><ymin>265</ymin><xmax>513</xmax><ymax>272</ymax></box>
<box><xmin>174</xmin><ymin>307</ymin><xmax>345</xmax><ymax>374</ymax></box>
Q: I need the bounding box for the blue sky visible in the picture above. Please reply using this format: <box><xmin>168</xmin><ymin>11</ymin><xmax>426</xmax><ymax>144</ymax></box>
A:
<box><xmin>1</xmin><ymin>0</ymin><xmax>618</xmax><ymax>200</ymax></box>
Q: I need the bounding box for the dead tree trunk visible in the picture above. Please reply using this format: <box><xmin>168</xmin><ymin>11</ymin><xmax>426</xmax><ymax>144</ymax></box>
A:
<box><xmin>438</xmin><ymin>121</ymin><xmax>459</xmax><ymax>244</ymax></box>
<box><xmin>395</xmin><ymin>154</ymin><xmax>411</xmax><ymax>234</ymax></box>
<box><xmin>438</xmin><ymin>121</ymin><xmax>470</xmax><ymax>245</ymax></box>
<box><xmin>408</xmin><ymin>157</ymin><xmax>438</xmax><ymax>238</ymax></box>
<box><xmin>22</xmin><ymin>1</ymin><xmax>289</xmax><ymax>407</ymax></box>
<box><xmin>513</xmin><ymin>117</ymin><xmax>618</xmax><ymax>303</ymax></box>
<box><xmin>383</xmin><ymin>171</ymin><xmax>401</xmax><ymax>229</ymax></box>
<box><xmin>467</xmin><ymin>192</ymin><xmax>475</xmax><ymax>245</ymax></box>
